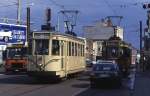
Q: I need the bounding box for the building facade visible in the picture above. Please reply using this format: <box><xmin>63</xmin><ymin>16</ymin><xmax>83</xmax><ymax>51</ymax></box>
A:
<box><xmin>83</xmin><ymin>20</ymin><xmax>124</xmax><ymax>61</ymax></box>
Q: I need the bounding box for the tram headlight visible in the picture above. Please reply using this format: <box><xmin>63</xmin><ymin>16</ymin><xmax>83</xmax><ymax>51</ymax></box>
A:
<box><xmin>39</xmin><ymin>63</ymin><xmax>42</xmax><ymax>66</ymax></box>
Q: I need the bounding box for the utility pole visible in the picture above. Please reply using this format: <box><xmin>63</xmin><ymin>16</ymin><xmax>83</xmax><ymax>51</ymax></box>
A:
<box><xmin>140</xmin><ymin>21</ymin><xmax>143</xmax><ymax>71</ymax></box>
<box><xmin>27</xmin><ymin>7</ymin><xmax>30</xmax><ymax>47</ymax></box>
<box><xmin>142</xmin><ymin>3</ymin><xmax>150</xmax><ymax>70</ymax></box>
<box><xmin>17</xmin><ymin>0</ymin><xmax>21</xmax><ymax>24</ymax></box>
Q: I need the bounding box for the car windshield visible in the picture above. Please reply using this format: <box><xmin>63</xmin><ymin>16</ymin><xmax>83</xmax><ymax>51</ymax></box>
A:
<box><xmin>93</xmin><ymin>64</ymin><xmax>117</xmax><ymax>71</ymax></box>
<box><xmin>86</xmin><ymin>60</ymin><xmax>91</xmax><ymax>63</ymax></box>
<box><xmin>7</xmin><ymin>48</ymin><xmax>27</xmax><ymax>58</ymax></box>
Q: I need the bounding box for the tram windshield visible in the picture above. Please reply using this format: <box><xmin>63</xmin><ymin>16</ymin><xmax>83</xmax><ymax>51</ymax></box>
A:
<box><xmin>107</xmin><ymin>47</ymin><xmax>118</xmax><ymax>58</ymax></box>
<box><xmin>122</xmin><ymin>47</ymin><xmax>131</xmax><ymax>57</ymax></box>
<box><xmin>7</xmin><ymin>48</ymin><xmax>27</xmax><ymax>58</ymax></box>
<box><xmin>34</xmin><ymin>39</ymin><xmax>49</xmax><ymax>55</ymax></box>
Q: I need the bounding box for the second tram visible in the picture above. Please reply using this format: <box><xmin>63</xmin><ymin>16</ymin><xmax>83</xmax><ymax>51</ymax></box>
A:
<box><xmin>27</xmin><ymin>32</ymin><xmax>85</xmax><ymax>79</ymax></box>
<box><xmin>102</xmin><ymin>36</ymin><xmax>132</xmax><ymax>77</ymax></box>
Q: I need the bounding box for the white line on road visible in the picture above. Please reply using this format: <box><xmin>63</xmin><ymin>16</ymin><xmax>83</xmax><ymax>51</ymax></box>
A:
<box><xmin>71</xmin><ymin>87</ymin><xmax>90</xmax><ymax>96</ymax></box>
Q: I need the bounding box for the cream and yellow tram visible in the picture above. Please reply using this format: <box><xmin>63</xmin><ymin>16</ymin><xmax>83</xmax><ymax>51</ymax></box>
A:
<box><xmin>27</xmin><ymin>32</ymin><xmax>85</xmax><ymax>79</ymax></box>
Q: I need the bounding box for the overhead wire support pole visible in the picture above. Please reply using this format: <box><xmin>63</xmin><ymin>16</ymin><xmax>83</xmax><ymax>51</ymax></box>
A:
<box><xmin>140</xmin><ymin>21</ymin><xmax>143</xmax><ymax>71</ymax></box>
<box><xmin>17</xmin><ymin>0</ymin><xmax>21</xmax><ymax>24</ymax></box>
<box><xmin>142</xmin><ymin>3</ymin><xmax>150</xmax><ymax>71</ymax></box>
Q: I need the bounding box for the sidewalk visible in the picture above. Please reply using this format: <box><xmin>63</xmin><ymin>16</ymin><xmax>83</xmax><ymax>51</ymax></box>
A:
<box><xmin>132</xmin><ymin>70</ymin><xmax>150</xmax><ymax>96</ymax></box>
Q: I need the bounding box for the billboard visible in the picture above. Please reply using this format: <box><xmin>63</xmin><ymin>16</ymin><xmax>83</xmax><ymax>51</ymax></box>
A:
<box><xmin>0</xmin><ymin>23</ymin><xmax>27</xmax><ymax>45</ymax></box>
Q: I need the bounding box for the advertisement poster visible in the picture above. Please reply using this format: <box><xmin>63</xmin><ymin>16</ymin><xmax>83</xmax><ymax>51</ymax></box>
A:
<box><xmin>0</xmin><ymin>23</ymin><xmax>27</xmax><ymax>45</ymax></box>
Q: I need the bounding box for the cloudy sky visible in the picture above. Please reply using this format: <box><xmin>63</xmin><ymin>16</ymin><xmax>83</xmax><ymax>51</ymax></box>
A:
<box><xmin>0</xmin><ymin>0</ymin><xmax>149</xmax><ymax>48</ymax></box>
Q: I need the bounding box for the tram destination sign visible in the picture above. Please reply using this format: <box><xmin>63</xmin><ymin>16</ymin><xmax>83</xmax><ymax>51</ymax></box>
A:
<box><xmin>0</xmin><ymin>23</ymin><xmax>27</xmax><ymax>45</ymax></box>
<box><xmin>34</xmin><ymin>33</ymin><xmax>50</xmax><ymax>39</ymax></box>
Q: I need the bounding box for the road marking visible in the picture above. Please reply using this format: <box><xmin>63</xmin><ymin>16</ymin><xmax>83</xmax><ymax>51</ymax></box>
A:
<box><xmin>72</xmin><ymin>87</ymin><xmax>90</xmax><ymax>96</ymax></box>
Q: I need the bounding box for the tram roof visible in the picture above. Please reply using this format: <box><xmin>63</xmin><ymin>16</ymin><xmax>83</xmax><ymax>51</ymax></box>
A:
<box><xmin>32</xmin><ymin>31</ymin><xmax>85</xmax><ymax>42</ymax></box>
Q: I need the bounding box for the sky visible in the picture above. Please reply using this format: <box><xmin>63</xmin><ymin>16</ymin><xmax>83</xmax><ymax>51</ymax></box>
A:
<box><xmin>0</xmin><ymin>0</ymin><xmax>149</xmax><ymax>49</ymax></box>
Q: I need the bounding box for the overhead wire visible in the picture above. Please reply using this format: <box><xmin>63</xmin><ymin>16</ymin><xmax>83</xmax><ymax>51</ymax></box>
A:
<box><xmin>102</xmin><ymin>0</ymin><xmax>118</xmax><ymax>16</ymax></box>
<box><xmin>0</xmin><ymin>3</ymin><xmax>17</xmax><ymax>8</ymax></box>
<box><xmin>49</xmin><ymin>0</ymin><xmax>65</xmax><ymax>10</ymax></box>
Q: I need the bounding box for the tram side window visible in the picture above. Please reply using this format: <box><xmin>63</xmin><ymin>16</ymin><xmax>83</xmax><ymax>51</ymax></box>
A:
<box><xmin>72</xmin><ymin>42</ymin><xmax>74</xmax><ymax>56</ymax></box>
<box><xmin>75</xmin><ymin>43</ymin><xmax>77</xmax><ymax>56</ymax></box>
<box><xmin>81</xmin><ymin>45</ymin><xmax>83</xmax><ymax>56</ymax></box>
<box><xmin>52</xmin><ymin>40</ymin><xmax>60</xmax><ymax>55</ymax></box>
<box><xmin>61</xmin><ymin>41</ymin><xmax>64</xmax><ymax>56</ymax></box>
<box><xmin>83</xmin><ymin>45</ymin><xmax>85</xmax><ymax>56</ymax></box>
<box><xmin>69</xmin><ymin>42</ymin><xmax>71</xmax><ymax>56</ymax></box>
<box><xmin>67</xmin><ymin>42</ymin><xmax>69</xmax><ymax>56</ymax></box>
<box><xmin>78</xmin><ymin>44</ymin><xmax>81</xmax><ymax>56</ymax></box>
<box><xmin>81</xmin><ymin>45</ymin><xmax>84</xmax><ymax>56</ymax></box>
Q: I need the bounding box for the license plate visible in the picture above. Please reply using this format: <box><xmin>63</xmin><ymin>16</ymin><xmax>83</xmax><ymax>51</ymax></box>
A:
<box><xmin>99</xmin><ymin>74</ymin><xmax>109</xmax><ymax>77</ymax></box>
<box><xmin>15</xmin><ymin>69</ymin><xmax>19</xmax><ymax>71</ymax></box>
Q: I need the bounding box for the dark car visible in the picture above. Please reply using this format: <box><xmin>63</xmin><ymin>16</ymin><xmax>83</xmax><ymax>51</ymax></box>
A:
<box><xmin>90</xmin><ymin>62</ymin><xmax>121</xmax><ymax>88</ymax></box>
<box><xmin>86</xmin><ymin>59</ymin><xmax>93</xmax><ymax>67</ymax></box>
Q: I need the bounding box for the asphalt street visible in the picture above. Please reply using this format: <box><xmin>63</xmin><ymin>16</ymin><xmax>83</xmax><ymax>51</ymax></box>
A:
<box><xmin>0</xmin><ymin>68</ymin><xmax>137</xmax><ymax>96</ymax></box>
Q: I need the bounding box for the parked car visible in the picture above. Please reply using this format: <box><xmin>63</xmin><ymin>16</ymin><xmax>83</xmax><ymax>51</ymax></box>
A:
<box><xmin>90</xmin><ymin>62</ymin><xmax>122</xmax><ymax>88</ymax></box>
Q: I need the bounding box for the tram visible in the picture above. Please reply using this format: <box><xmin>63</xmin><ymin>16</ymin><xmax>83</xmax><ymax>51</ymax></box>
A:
<box><xmin>102</xmin><ymin>36</ymin><xmax>132</xmax><ymax>77</ymax></box>
<box><xmin>27</xmin><ymin>32</ymin><xmax>85</xmax><ymax>79</ymax></box>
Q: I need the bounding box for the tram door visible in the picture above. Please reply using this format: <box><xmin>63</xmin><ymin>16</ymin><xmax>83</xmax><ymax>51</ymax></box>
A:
<box><xmin>60</xmin><ymin>41</ymin><xmax>67</xmax><ymax>76</ymax></box>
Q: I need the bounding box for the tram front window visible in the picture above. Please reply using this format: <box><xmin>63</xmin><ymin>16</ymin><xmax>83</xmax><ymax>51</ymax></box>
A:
<box><xmin>52</xmin><ymin>40</ymin><xmax>60</xmax><ymax>55</ymax></box>
<box><xmin>122</xmin><ymin>47</ymin><xmax>131</xmax><ymax>57</ymax></box>
<box><xmin>34</xmin><ymin>39</ymin><xmax>49</xmax><ymax>55</ymax></box>
<box><xmin>108</xmin><ymin>47</ymin><xmax>118</xmax><ymax>57</ymax></box>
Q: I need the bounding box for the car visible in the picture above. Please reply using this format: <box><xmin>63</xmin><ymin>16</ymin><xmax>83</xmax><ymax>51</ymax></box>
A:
<box><xmin>86</xmin><ymin>59</ymin><xmax>93</xmax><ymax>67</ymax></box>
<box><xmin>90</xmin><ymin>62</ymin><xmax>122</xmax><ymax>88</ymax></box>
<box><xmin>96</xmin><ymin>60</ymin><xmax>115</xmax><ymax>64</ymax></box>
